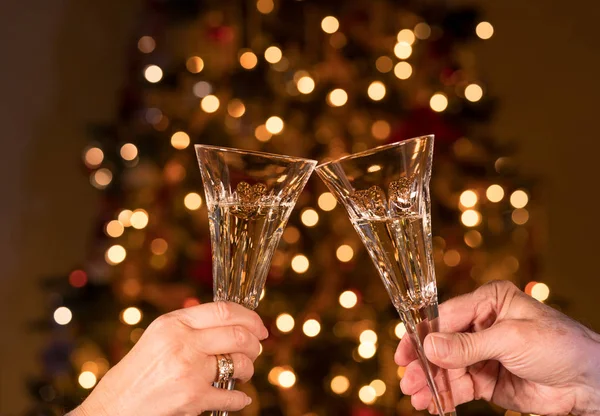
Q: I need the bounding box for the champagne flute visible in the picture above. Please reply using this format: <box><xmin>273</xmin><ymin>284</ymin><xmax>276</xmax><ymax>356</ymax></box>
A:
<box><xmin>195</xmin><ymin>145</ymin><xmax>316</xmax><ymax>416</ymax></box>
<box><xmin>315</xmin><ymin>135</ymin><xmax>456</xmax><ymax>415</ymax></box>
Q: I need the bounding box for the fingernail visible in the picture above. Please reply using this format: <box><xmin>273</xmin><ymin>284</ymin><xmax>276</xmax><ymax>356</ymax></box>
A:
<box><xmin>261</xmin><ymin>327</ymin><xmax>269</xmax><ymax>340</ymax></box>
<box><xmin>245</xmin><ymin>396</ymin><xmax>252</xmax><ymax>405</ymax></box>
<box><xmin>428</xmin><ymin>333</ymin><xmax>452</xmax><ymax>358</ymax></box>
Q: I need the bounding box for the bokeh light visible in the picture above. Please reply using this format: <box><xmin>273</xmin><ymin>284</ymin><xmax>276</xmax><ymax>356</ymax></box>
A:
<box><xmin>54</xmin><ymin>307</ymin><xmax>72</xmax><ymax>325</ymax></box>
<box><xmin>130</xmin><ymin>209</ymin><xmax>149</xmax><ymax>229</ymax></box>
<box><xmin>121</xmin><ymin>307</ymin><xmax>142</xmax><ymax>325</ymax></box>
<box><xmin>396</xmin><ymin>29</ymin><xmax>415</xmax><ymax>45</ymax></box>
<box><xmin>297</xmin><ymin>76</ymin><xmax>315</xmax><ymax>94</ymax></box>
<box><xmin>265</xmin><ymin>116</ymin><xmax>284</xmax><ymax>134</ymax></box>
<box><xmin>201</xmin><ymin>95</ymin><xmax>220</xmax><ymax>113</ymax></box>
<box><xmin>486</xmin><ymin>184</ymin><xmax>505</xmax><ymax>202</ymax></box>
<box><xmin>393</xmin><ymin>42</ymin><xmax>412</xmax><ymax>59</ymax></box>
<box><xmin>120</xmin><ymin>143</ymin><xmax>138</xmax><ymax>161</ymax></box>
<box><xmin>301</xmin><ymin>209</ymin><xmax>319</xmax><ymax>227</ymax></box>
<box><xmin>394</xmin><ymin>62</ymin><xmax>412</xmax><ymax>80</ymax></box>
<box><xmin>330</xmin><ymin>375</ymin><xmax>350</xmax><ymax>394</ymax></box>
<box><xmin>327</xmin><ymin>88</ymin><xmax>348</xmax><ymax>107</ymax></box>
<box><xmin>375</xmin><ymin>56</ymin><xmax>393</xmax><ymax>73</ymax></box>
<box><xmin>193</xmin><ymin>81</ymin><xmax>212</xmax><ymax>98</ymax></box>
<box><xmin>255</xmin><ymin>124</ymin><xmax>272</xmax><ymax>142</ymax></box>
<box><xmin>184</xmin><ymin>192</ymin><xmax>203</xmax><ymax>211</ymax></box>
<box><xmin>106</xmin><ymin>245</ymin><xmax>127</xmax><ymax>265</ymax></box>
<box><xmin>512</xmin><ymin>208</ymin><xmax>529</xmax><ymax>225</ymax></box>
<box><xmin>318</xmin><ymin>192</ymin><xmax>337</xmax><ymax>211</ymax></box>
<box><xmin>78</xmin><ymin>371</ymin><xmax>97</xmax><ymax>389</ymax></box>
<box><xmin>465</xmin><ymin>84</ymin><xmax>483</xmax><ymax>102</ymax></box>
<box><xmin>276</xmin><ymin>313</ymin><xmax>295</xmax><ymax>333</ymax></box>
<box><xmin>227</xmin><ymin>99</ymin><xmax>246</xmax><ymax>118</ymax></box>
<box><xmin>360</xmin><ymin>330</ymin><xmax>377</xmax><ymax>344</ymax></box>
<box><xmin>358</xmin><ymin>342</ymin><xmax>376</xmax><ymax>359</ymax></box>
<box><xmin>303</xmin><ymin>319</ymin><xmax>321</xmax><ymax>337</ymax></box>
<box><xmin>367</xmin><ymin>81</ymin><xmax>386</xmax><ymax>101</ymax></box>
<box><xmin>510</xmin><ymin>190</ymin><xmax>529</xmax><ymax>208</ymax></box>
<box><xmin>264</xmin><ymin>46</ymin><xmax>283</xmax><ymax>64</ymax></box>
<box><xmin>370</xmin><ymin>379</ymin><xmax>386</xmax><ymax>396</ymax></box>
<box><xmin>336</xmin><ymin>245</ymin><xmax>354</xmax><ymax>262</ymax></box>
<box><xmin>256</xmin><ymin>0</ymin><xmax>274</xmax><ymax>14</ymax></box>
<box><xmin>69</xmin><ymin>270</ymin><xmax>88</xmax><ymax>288</ymax></box>
<box><xmin>460</xmin><ymin>190</ymin><xmax>478</xmax><ymax>208</ymax></box>
<box><xmin>531</xmin><ymin>283</ymin><xmax>550</xmax><ymax>302</ymax></box>
<box><xmin>106</xmin><ymin>220</ymin><xmax>124</xmax><ymax>238</ymax></box>
<box><xmin>291</xmin><ymin>255</ymin><xmax>309</xmax><ymax>273</ymax></box>
<box><xmin>394</xmin><ymin>322</ymin><xmax>407</xmax><ymax>339</ymax></box>
<box><xmin>371</xmin><ymin>120</ymin><xmax>391</xmax><ymax>140</ymax></box>
<box><xmin>278</xmin><ymin>369</ymin><xmax>297</xmax><ymax>388</ymax></box>
<box><xmin>186</xmin><ymin>56</ymin><xmax>204</xmax><ymax>73</ymax></box>
<box><xmin>321</xmin><ymin>16</ymin><xmax>340</xmax><ymax>34</ymax></box>
<box><xmin>144</xmin><ymin>65</ymin><xmax>163</xmax><ymax>83</ymax></box>
<box><xmin>464</xmin><ymin>230</ymin><xmax>483</xmax><ymax>248</ymax></box>
<box><xmin>239</xmin><ymin>51</ymin><xmax>258</xmax><ymax>69</ymax></box>
<box><xmin>151</xmin><ymin>238</ymin><xmax>168</xmax><ymax>255</ymax></box>
<box><xmin>414</xmin><ymin>22</ymin><xmax>432</xmax><ymax>39</ymax></box>
<box><xmin>476</xmin><ymin>21</ymin><xmax>494</xmax><ymax>39</ymax></box>
<box><xmin>430</xmin><ymin>93</ymin><xmax>448</xmax><ymax>112</ymax></box>
<box><xmin>443</xmin><ymin>249</ymin><xmax>461</xmax><ymax>267</ymax></box>
<box><xmin>339</xmin><ymin>290</ymin><xmax>358</xmax><ymax>308</ymax></box>
<box><xmin>84</xmin><ymin>147</ymin><xmax>103</xmax><ymax>167</ymax></box>
<box><xmin>91</xmin><ymin>168</ymin><xmax>113</xmax><ymax>189</ymax></box>
<box><xmin>118</xmin><ymin>210</ymin><xmax>133</xmax><ymax>227</ymax></box>
<box><xmin>461</xmin><ymin>209</ymin><xmax>482</xmax><ymax>227</ymax></box>
<box><xmin>358</xmin><ymin>385</ymin><xmax>377</xmax><ymax>404</ymax></box>
<box><xmin>138</xmin><ymin>36</ymin><xmax>155</xmax><ymax>53</ymax></box>
<box><xmin>171</xmin><ymin>131</ymin><xmax>191</xmax><ymax>150</ymax></box>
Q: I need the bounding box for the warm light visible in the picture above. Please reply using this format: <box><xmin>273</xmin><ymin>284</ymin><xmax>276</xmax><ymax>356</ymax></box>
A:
<box><xmin>265</xmin><ymin>46</ymin><xmax>283</xmax><ymax>64</ymax></box>
<box><xmin>291</xmin><ymin>255</ymin><xmax>309</xmax><ymax>273</ymax></box>
<box><xmin>78</xmin><ymin>371</ymin><xmax>97</xmax><ymax>389</ymax></box>
<box><xmin>256</xmin><ymin>0</ymin><xmax>274</xmax><ymax>14</ymax></box>
<box><xmin>255</xmin><ymin>124</ymin><xmax>272</xmax><ymax>142</ymax></box>
<box><xmin>371</xmin><ymin>120</ymin><xmax>391</xmax><ymax>140</ymax></box>
<box><xmin>375</xmin><ymin>56</ymin><xmax>393</xmax><ymax>73</ymax></box>
<box><xmin>430</xmin><ymin>93</ymin><xmax>448</xmax><ymax>112</ymax></box>
<box><xmin>84</xmin><ymin>147</ymin><xmax>104</xmax><ymax>167</ymax></box>
<box><xmin>360</xmin><ymin>330</ymin><xmax>377</xmax><ymax>344</ymax></box>
<box><xmin>358</xmin><ymin>386</ymin><xmax>377</xmax><ymax>404</ymax></box>
<box><xmin>171</xmin><ymin>131</ymin><xmax>190</xmax><ymax>150</ymax></box>
<box><xmin>193</xmin><ymin>81</ymin><xmax>212</xmax><ymax>98</ymax></box>
<box><xmin>81</xmin><ymin>361</ymin><xmax>99</xmax><ymax>375</ymax></box>
<box><xmin>393</xmin><ymin>42</ymin><xmax>412</xmax><ymax>59</ymax></box>
<box><xmin>144</xmin><ymin>65</ymin><xmax>163</xmax><ymax>83</ymax></box>
<box><xmin>532</xmin><ymin>283</ymin><xmax>550</xmax><ymax>301</ymax></box>
<box><xmin>227</xmin><ymin>99</ymin><xmax>246</xmax><ymax>118</ymax></box>
<box><xmin>186</xmin><ymin>56</ymin><xmax>204</xmax><ymax>73</ymax></box>
<box><xmin>151</xmin><ymin>238</ymin><xmax>168</xmax><ymax>255</ymax></box>
<box><xmin>278</xmin><ymin>369</ymin><xmax>297</xmax><ymax>388</ymax></box>
<box><xmin>92</xmin><ymin>168</ymin><xmax>113</xmax><ymax>189</ymax></box>
<box><xmin>476</xmin><ymin>21</ymin><xmax>494</xmax><ymax>39</ymax></box>
<box><xmin>339</xmin><ymin>290</ymin><xmax>358</xmax><ymax>308</ymax></box>
<box><xmin>303</xmin><ymin>319</ymin><xmax>321</xmax><ymax>337</ymax></box>
<box><xmin>370</xmin><ymin>379</ymin><xmax>386</xmax><ymax>396</ymax></box>
<box><xmin>318</xmin><ymin>192</ymin><xmax>337</xmax><ymax>211</ymax></box>
<box><xmin>465</xmin><ymin>84</ymin><xmax>483</xmax><ymax>102</ymax></box>
<box><xmin>283</xmin><ymin>226</ymin><xmax>300</xmax><ymax>244</ymax></box>
<box><xmin>106</xmin><ymin>245</ymin><xmax>127</xmax><ymax>265</ymax></box>
<box><xmin>297</xmin><ymin>76</ymin><xmax>315</xmax><ymax>94</ymax></box>
<box><xmin>329</xmin><ymin>32</ymin><xmax>347</xmax><ymax>48</ymax></box>
<box><xmin>394</xmin><ymin>322</ymin><xmax>407</xmax><ymax>339</ymax></box>
<box><xmin>120</xmin><ymin>143</ymin><xmax>138</xmax><ymax>161</ymax></box>
<box><xmin>327</xmin><ymin>89</ymin><xmax>348</xmax><ymax>107</ymax></box>
<box><xmin>486</xmin><ymin>184</ymin><xmax>504</xmax><ymax>202</ymax></box>
<box><xmin>276</xmin><ymin>313</ymin><xmax>295</xmax><ymax>333</ymax></box>
<box><xmin>336</xmin><ymin>245</ymin><xmax>354</xmax><ymax>262</ymax></box>
<box><xmin>321</xmin><ymin>16</ymin><xmax>340</xmax><ymax>34</ymax></box>
<box><xmin>138</xmin><ymin>36</ymin><xmax>155</xmax><ymax>53</ymax></box>
<box><xmin>367</xmin><ymin>81</ymin><xmax>386</xmax><ymax>101</ymax></box>
<box><xmin>397</xmin><ymin>29</ymin><xmax>415</xmax><ymax>45</ymax></box>
<box><xmin>512</xmin><ymin>208</ymin><xmax>529</xmax><ymax>225</ymax></box>
<box><xmin>330</xmin><ymin>375</ymin><xmax>350</xmax><ymax>394</ymax></box>
<box><xmin>510</xmin><ymin>190</ymin><xmax>529</xmax><ymax>208</ymax></box>
<box><xmin>397</xmin><ymin>366</ymin><xmax>406</xmax><ymax>378</ymax></box>
<box><xmin>184</xmin><ymin>192</ymin><xmax>203</xmax><ymax>211</ymax></box>
<box><xmin>239</xmin><ymin>51</ymin><xmax>258</xmax><ymax>69</ymax></box>
<box><xmin>201</xmin><ymin>95</ymin><xmax>220</xmax><ymax>113</ymax></box>
<box><xmin>414</xmin><ymin>22</ymin><xmax>431</xmax><ymax>40</ymax></box>
<box><xmin>266</xmin><ymin>116</ymin><xmax>284</xmax><ymax>134</ymax></box>
<box><xmin>260</xmin><ymin>289</ymin><xmax>266</xmax><ymax>301</ymax></box>
<box><xmin>461</xmin><ymin>209</ymin><xmax>481</xmax><ymax>227</ymax></box>
<box><xmin>301</xmin><ymin>209</ymin><xmax>319</xmax><ymax>227</ymax></box>
<box><xmin>118</xmin><ymin>210</ymin><xmax>133</xmax><ymax>227</ymax></box>
<box><xmin>130</xmin><ymin>209</ymin><xmax>149</xmax><ymax>229</ymax></box>
<box><xmin>121</xmin><ymin>307</ymin><xmax>142</xmax><ymax>325</ymax></box>
<box><xmin>358</xmin><ymin>342</ymin><xmax>376</xmax><ymax>359</ymax></box>
<box><xmin>464</xmin><ymin>230</ymin><xmax>483</xmax><ymax>248</ymax></box>
<box><xmin>106</xmin><ymin>220</ymin><xmax>124</xmax><ymax>238</ymax></box>
<box><xmin>443</xmin><ymin>249</ymin><xmax>461</xmax><ymax>267</ymax></box>
<box><xmin>394</xmin><ymin>62</ymin><xmax>412</xmax><ymax>80</ymax></box>
<box><xmin>367</xmin><ymin>164</ymin><xmax>382</xmax><ymax>173</ymax></box>
<box><xmin>460</xmin><ymin>190</ymin><xmax>478</xmax><ymax>208</ymax></box>
<box><xmin>69</xmin><ymin>270</ymin><xmax>88</xmax><ymax>288</ymax></box>
<box><xmin>54</xmin><ymin>307</ymin><xmax>72</xmax><ymax>325</ymax></box>
<box><xmin>268</xmin><ymin>366</ymin><xmax>284</xmax><ymax>385</ymax></box>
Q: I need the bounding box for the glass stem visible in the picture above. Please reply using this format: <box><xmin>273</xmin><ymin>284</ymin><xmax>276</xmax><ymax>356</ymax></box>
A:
<box><xmin>211</xmin><ymin>379</ymin><xmax>236</xmax><ymax>416</ymax></box>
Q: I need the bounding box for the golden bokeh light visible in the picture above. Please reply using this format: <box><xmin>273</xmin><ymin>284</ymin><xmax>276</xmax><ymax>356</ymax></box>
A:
<box><xmin>106</xmin><ymin>245</ymin><xmax>127</xmax><ymax>265</ymax></box>
<box><xmin>118</xmin><ymin>209</ymin><xmax>133</xmax><ymax>227</ymax></box>
<box><xmin>393</xmin><ymin>42</ymin><xmax>412</xmax><ymax>59</ymax></box>
<box><xmin>394</xmin><ymin>322</ymin><xmax>407</xmax><ymax>339</ymax></box>
<box><xmin>239</xmin><ymin>51</ymin><xmax>258</xmax><ymax>69</ymax></box>
<box><xmin>327</xmin><ymin>88</ymin><xmax>348</xmax><ymax>107</ymax></box>
<box><xmin>367</xmin><ymin>81</ymin><xmax>386</xmax><ymax>101</ymax></box>
<box><xmin>397</xmin><ymin>366</ymin><xmax>406</xmax><ymax>378</ymax></box>
<box><xmin>278</xmin><ymin>369</ymin><xmax>297</xmax><ymax>388</ymax></box>
<box><xmin>318</xmin><ymin>192</ymin><xmax>337</xmax><ymax>211</ymax></box>
<box><xmin>397</xmin><ymin>29</ymin><xmax>416</xmax><ymax>45</ymax></box>
<box><xmin>106</xmin><ymin>220</ymin><xmax>124</xmax><ymax>238</ymax></box>
<box><xmin>291</xmin><ymin>254</ymin><xmax>309</xmax><ymax>273</ymax></box>
<box><xmin>394</xmin><ymin>61</ymin><xmax>412</xmax><ymax>80</ymax></box>
<box><xmin>414</xmin><ymin>22</ymin><xmax>432</xmax><ymax>40</ymax></box>
<box><xmin>265</xmin><ymin>116</ymin><xmax>284</xmax><ymax>134</ymax></box>
<box><xmin>330</xmin><ymin>375</ymin><xmax>350</xmax><ymax>395</ymax></box>
<box><xmin>321</xmin><ymin>16</ymin><xmax>340</xmax><ymax>34</ymax></box>
<box><xmin>461</xmin><ymin>209</ymin><xmax>481</xmax><ymax>227</ymax></box>
<box><xmin>336</xmin><ymin>245</ymin><xmax>354</xmax><ymax>262</ymax></box>
<box><xmin>121</xmin><ymin>307</ymin><xmax>143</xmax><ymax>325</ymax></box>
<box><xmin>81</xmin><ymin>361</ymin><xmax>99</xmax><ymax>375</ymax></box>
<box><xmin>120</xmin><ymin>143</ymin><xmax>138</xmax><ymax>161</ymax></box>
<box><xmin>151</xmin><ymin>238</ymin><xmax>168</xmax><ymax>255</ymax></box>
<box><xmin>138</xmin><ymin>36</ymin><xmax>155</xmax><ymax>53</ymax></box>
<box><xmin>371</xmin><ymin>120</ymin><xmax>391</xmax><ymax>140</ymax></box>
<box><xmin>130</xmin><ymin>209</ymin><xmax>149</xmax><ymax>229</ymax></box>
<box><xmin>144</xmin><ymin>65</ymin><xmax>163</xmax><ymax>83</ymax></box>
<box><xmin>303</xmin><ymin>319</ymin><xmax>321</xmax><ymax>337</ymax></box>
<box><xmin>84</xmin><ymin>147</ymin><xmax>104</xmax><ymax>167</ymax></box>
<box><xmin>301</xmin><ymin>208</ymin><xmax>319</xmax><ymax>227</ymax></box>
<box><xmin>264</xmin><ymin>46</ymin><xmax>283</xmax><ymax>64</ymax></box>
<box><xmin>510</xmin><ymin>190</ymin><xmax>529</xmax><ymax>208</ymax></box>
<box><xmin>339</xmin><ymin>290</ymin><xmax>358</xmax><ymax>308</ymax></box>
<box><xmin>330</xmin><ymin>32</ymin><xmax>347</xmax><ymax>48</ymax></box>
<box><xmin>255</xmin><ymin>124</ymin><xmax>272</xmax><ymax>142</ymax></box>
<box><xmin>460</xmin><ymin>190</ymin><xmax>478</xmax><ymax>208</ymax></box>
<box><xmin>283</xmin><ymin>226</ymin><xmax>301</xmax><ymax>244</ymax></box>
<box><xmin>92</xmin><ymin>168</ymin><xmax>113</xmax><ymax>189</ymax></box>
<box><xmin>256</xmin><ymin>0</ymin><xmax>274</xmax><ymax>14</ymax></box>
<box><xmin>486</xmin><ymin>184</ymin><xmax>505</xmax><ymax>202</ymax></box>
<box><xmin>443</xmin><ymin>249</ymin><xmax>461</xmax><ymax>267</ymax></box>
<box><xmin>358</xmin><ymin>385</ymin><xmax>377</xmax><ymax>404</ymax></box>
<box><xmin>370</xmin><ymin>379</ymin><xmax>386</xmax><ymax>397</ymax></box>
<box><xmin>476</xmin><ymin>21</ymin><xmax>494</xmax><ymax>39</ymax></box>
<box><xmin>186</xmin><ymin>56</ymin><xmax>204</xmax><ymax>73</ymax></box>
<box><xmin>201</xmin><ymin>95</ymin><xmax>220</xmax><ymax>113</ymax></box>
<box><xmin>268</xmin><ymin>366</ymin><xmax>284</xmax><ymax>385</ymax></box>
<box><xmin>430</xmin><ymin>93</ymin><xmax>448</xmax><ymax>112</ymax></box>
<box><xmin>54</xmin><ymin>307</ymin><xmax>72</xmax><ymax>325</ymax></box>
<box><xmin>78</xmin><ymin>371</ymin><xmax>97</xmax><ymax>389</ymax></box>
<box><xmin>512</xmin><ymin>208</ymin><xmax>529</xmax><ymax>225</ymax></box>
<box><xmin>297</xmin><ymin>76</ymin><xmax>315</xmax><ymax>94</ymax></box>
<box><xmin>465</xmin><ymin>84</ymin><xmax>484</xmax><ymax>102</ymax></box>
<box><xmin>464</xmin><ymin>230</ymin><xmax>483</xmax><ymax>248</ymax></box>
<box><xmin>360</xmin><ymin>329</ymin><xmax>377</xmax><ymax>344</ymax></box>
<box><xmin>276</xmin><ymin>313</ymin><xmax>295</xmax><ymax>333</ymax></box>
<box><xmin>375</xmin><ymin>56</ymin><xmax>393</xmax><ymax>73</ymax></box>
<box><xmin>227</xmin><ymin>99</ymin><xmax>246</xmax><ymax>118</ymax></box>
<box><xmin>358</xmin><ymin>342</ymin><xmax>377</xmax><ymax>359</ymax></box>
<box><xmin>184</xmin><ymin>192</ymin><xmax>203</xmax><ymax>211</ymax></box>
<box><xmin>531</xmin><ymin>282</ymin><xmax>550</xmax><ymax>302</ymax></box>
<box><xmin>171</xmin><ymin>131</ymin><xmax>191</xmax><ymax>150</ymax></box>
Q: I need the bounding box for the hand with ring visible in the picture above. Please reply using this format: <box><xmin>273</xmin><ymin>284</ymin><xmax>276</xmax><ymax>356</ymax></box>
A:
<box><xmin>68</xmin><ymin>301</ymin><xmax>269</xmax><ymax>416</ymax></box>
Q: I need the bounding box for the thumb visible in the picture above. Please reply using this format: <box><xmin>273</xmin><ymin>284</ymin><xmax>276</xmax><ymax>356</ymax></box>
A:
<box><xmin>424</xmin><ymin>327</ymin><xmax>504</xmax><ymax>369</ymax></box>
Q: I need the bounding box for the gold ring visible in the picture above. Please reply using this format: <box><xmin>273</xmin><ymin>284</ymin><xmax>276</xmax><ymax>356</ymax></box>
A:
<box><xmin>215</xmin><ymin>354</ymin><xmax>235</xmax><ymax>383</ymax></box>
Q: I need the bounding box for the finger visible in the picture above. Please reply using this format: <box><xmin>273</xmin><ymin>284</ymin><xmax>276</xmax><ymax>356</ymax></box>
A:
<box><xmin>209</xmin><ymin>353</ymin><xmax>255</xmax><ymax>384</ymax></box>
<box><xmin>197</xmin><ymin>325</ymin><xmax>262</xmax><ymax>360</ymax></box>
<box><xmin>411</xmin><ymin>386</ymin><xmax>432</xmax><ymax>411</ymax></box>
<box><xmin>172</xmin><ymin>302</ymin><xmax>269</xmax><ymax>340</ymax></box>
<box><xmin>400</xmin><ymin>360</ymin><xmax>426</xmax><ymax>395</ymax></box>
<box><xmin>395</xmin><ymin>335</ymin><xmax>418</xmax><ymax>366</ymax></box>
<box><xmin>202</xmin><ymin>387</ymin><xmax>252</xmax><ymax>413</ymax></box>
<box><xmin>416</xmin><ymin>373</ymin><xmax>474</xmax><ymax>414</ymax></box>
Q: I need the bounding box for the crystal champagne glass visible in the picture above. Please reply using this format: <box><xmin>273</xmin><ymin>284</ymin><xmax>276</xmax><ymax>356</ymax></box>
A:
<box><xmin>315</xmin><ymin>135</ymin><xmax>456</xmax><ymax>415</ymax></box>
<box><xmin>195</xmin><ymin>145</ymin><xmax>316</xmax><ymax>416</ymax></box>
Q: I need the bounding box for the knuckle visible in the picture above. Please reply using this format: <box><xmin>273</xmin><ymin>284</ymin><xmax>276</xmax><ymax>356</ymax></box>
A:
<box><xmin>233</xmin><ymin>326</ymin><xmax>249</xmax><ymax>347</ymax></box>
<box><xmin>216</xmin><ymin>301</ymin><xmax>233</xmax><ymax>322</ymax></box>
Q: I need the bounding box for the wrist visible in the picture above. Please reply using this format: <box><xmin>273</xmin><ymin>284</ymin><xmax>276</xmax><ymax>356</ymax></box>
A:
<box><xmin>71</xmin><ymin>374</ymin><xmax>121</xmax><ymax>416</ymax></box>
<box><xmin>573</xmin><ymin>332</ymin><xmax>600</xmax><ymax>416</ymax></box>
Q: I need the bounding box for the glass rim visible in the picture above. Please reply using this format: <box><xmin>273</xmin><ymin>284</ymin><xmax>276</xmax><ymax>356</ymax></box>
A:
<box><xmin>195</xmin><ymin>144</ymin><xmax>318</xmax><ymax>165</ymax></box>
<box><xmin>315</xmin><ymin>134</ymin><xmax>434</xmax><ymax>170</ymax></box>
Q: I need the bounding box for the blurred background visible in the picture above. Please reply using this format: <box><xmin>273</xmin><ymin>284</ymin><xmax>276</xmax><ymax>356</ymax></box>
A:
<box><xmin>1</xmin><ymin>0</ymin><xmax>599</xmax><ymax>415</ymax></box>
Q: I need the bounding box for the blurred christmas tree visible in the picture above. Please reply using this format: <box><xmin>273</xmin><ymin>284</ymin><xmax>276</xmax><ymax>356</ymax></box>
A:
<box><xmin>29</xmin><ymin>0</ymin><xmax>551</xmax><ymax>415</ymax></box>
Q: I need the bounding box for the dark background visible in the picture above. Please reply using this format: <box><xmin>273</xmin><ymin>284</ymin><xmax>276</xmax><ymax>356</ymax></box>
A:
<box><xmin>1</xmin><ymin>0</ymin><xmax>599</xmax><ymax>413</ymax></box>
